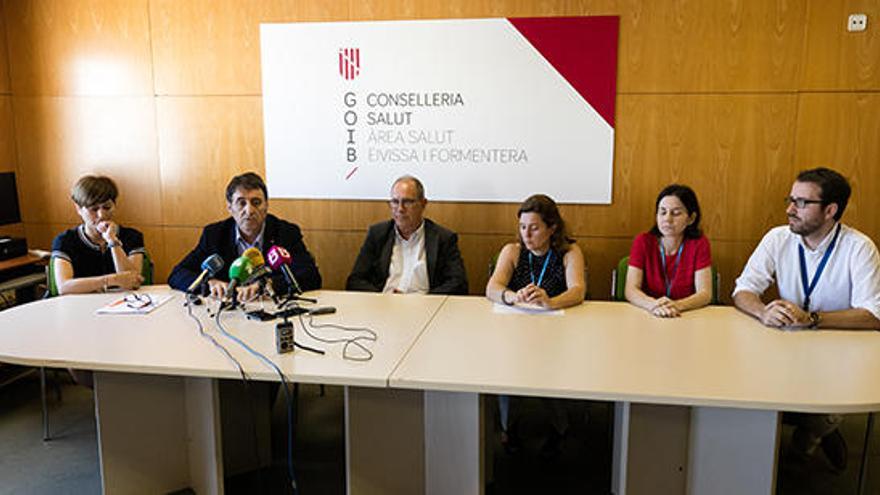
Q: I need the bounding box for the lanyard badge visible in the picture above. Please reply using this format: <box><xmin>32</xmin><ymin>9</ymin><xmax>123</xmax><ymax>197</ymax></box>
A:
<box><xmin>798</xmin><ymin>223</ymin><xmax>842</xmax><ymax>311</ymax></box>
<box><xmin>658</xmin><ymin>240</ymin><xmax>685</xmax><ymax>298</ymax></box>
<box><xmin>528</xmin><ymin>251</ymin><xmax>552</xmax><ymax>288</ymax></box>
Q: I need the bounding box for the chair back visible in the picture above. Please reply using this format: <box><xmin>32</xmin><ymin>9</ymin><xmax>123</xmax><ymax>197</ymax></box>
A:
<box><xmin>611</xmin><ymin>256</ymin><xmax>630</xmax><ymax>301</ymax></box>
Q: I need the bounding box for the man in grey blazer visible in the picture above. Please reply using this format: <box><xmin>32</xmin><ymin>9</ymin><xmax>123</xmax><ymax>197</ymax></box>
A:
<box><xmin>346</xmin><ymin>175</ymin><xmax>468</xmax><ymax>295</ymax></box>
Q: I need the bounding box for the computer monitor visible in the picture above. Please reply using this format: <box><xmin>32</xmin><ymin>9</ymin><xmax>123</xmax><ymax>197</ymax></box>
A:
<box><xmin>0</xmin><ymin>172</ymin><xmax>22</xmax><ymax>226</ymax></box>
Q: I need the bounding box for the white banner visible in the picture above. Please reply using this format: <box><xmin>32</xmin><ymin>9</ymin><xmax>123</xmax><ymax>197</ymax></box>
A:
<box><xmin>261</xmin><ymin>17</ymin><xmax>618</xmax><ymax>203</ymax></box>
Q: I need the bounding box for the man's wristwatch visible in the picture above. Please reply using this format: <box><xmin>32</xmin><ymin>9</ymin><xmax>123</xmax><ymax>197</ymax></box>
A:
<box><xmin>809</xmin><ymin>311</ymin><xmax>821</xmax><ymax>329</ymax></box>
<box><xmin>107</xmin><ymin>239</ymin><xmax>121</xmax><ymax>249</ymax></box>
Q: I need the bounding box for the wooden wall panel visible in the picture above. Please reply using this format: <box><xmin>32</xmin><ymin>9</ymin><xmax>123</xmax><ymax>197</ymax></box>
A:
<box><xmin>0</xmin><ymin>223</ymin><xmax>25</xmax><ymax>238</ymax></box>
<box><xmin>794</xmin><ymin>93</ymin><xmax>880</xmax><ymax>240</ymax></box>
<box><xmin>349</xmin><ymin>0</ymin><xmax>617</xmax><ymax>21</ymax></box>
<box><xmin>710</xmin><ymin>239</ymin><xmax>761</xmax><ymax>305</ymax></box>
<box><xmin>13</xmin><ymin>97</ymin><xmax>162</xmax><ymax>225</ymax></box>
<box><xmin>456</xmin><ymin>234</ymin><xmax>511</xmax><ymax>296</ymax></box>
<box><xmin>303</xmin><ymin>230</ymin><xmax>368</xmax><ymax>290</ymax></box>
<box><xmin>570</xmin><ymin>94</ymin><xmax>799</xmax><ymax>240</ymax></box>
<box><xmin>150</xmin><ymin>0</ymin><xmax>332</xmax><ymax>95</ymax></box>
<box><xmin>158</xmin><ymin>227</ymin><xmax>203</xmax><ymax>285</ymax></box>
<box><xmin>272</xmin><ymin>199</ymin><xmax>389</xmax><ymax>232</ymax></box>
<box><xmin>0</xmin><ymin>97</ymin><xmax>15</xmax><ymax>172</ymax></box>
<box><xmin>350</xmin><ymin>0</ymin><xmax>528</xmax><ymax>19</ymax></box>
<box><xmin>4</xmin><ymin>0</ymin><xmax>153</xmax><ymax>96</ymax></box>
<box><xmin>156</xmin><ymin>96</ymin><xmax>264</xmax><ymax>226</ymax></box>
<box><xmin>0</xmin><ymin>1</ymin><xmax>10</xmax><ymax>94</ymax></box>
<box><xmin>23</xmin><ymin>222</ymin><xmax>76</xmax><ymax>251</ymax></box>
<box><xmin>616</xmin><ymin>0</ymin><xmax>806</xmax><ymax>93</ymax></box>
<box><xmin>801</xmin><ymin>0</ymin><xmax>880</xmax><ymax>90</ymax></box>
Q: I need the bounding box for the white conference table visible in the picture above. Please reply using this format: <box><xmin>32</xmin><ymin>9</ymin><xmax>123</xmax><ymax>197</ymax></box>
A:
<box><xmin>0</xmin><ymin>287</ymin><xmax>446</xmax><ymax>495</ymax></box>
<box><xmin>389</xmin><ymin>297</ymin><xmax>880</xmax><ymax>495</ymax></box>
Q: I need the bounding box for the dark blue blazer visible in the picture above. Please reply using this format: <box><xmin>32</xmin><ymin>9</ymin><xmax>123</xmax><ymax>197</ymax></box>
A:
<box><xmin>168</xmin><ymin>214</ymin><xmax>321</xmax><ymax>293</ymax></box>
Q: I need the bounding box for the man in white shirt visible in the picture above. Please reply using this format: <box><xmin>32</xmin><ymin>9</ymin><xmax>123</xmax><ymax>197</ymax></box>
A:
<box><xmin>733</xmin><ymin>167</ymin><xmax>880</xmax><ymax>471</ymax></box>
<box><xmin>346</xmin><ymin>175</ymin><xmax>468</xmax><ymax>295</ymax></box>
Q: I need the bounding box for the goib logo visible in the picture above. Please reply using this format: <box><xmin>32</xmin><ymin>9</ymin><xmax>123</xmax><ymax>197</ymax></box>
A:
<box><xmin>338</xmin><ymin>48</ymin><xmax>360</xmax><ymax>80</ymax></box>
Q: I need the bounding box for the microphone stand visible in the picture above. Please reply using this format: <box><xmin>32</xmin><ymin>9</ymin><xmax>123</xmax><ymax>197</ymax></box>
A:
<box><xmin>184</xmin><ymin>279</ymin><xmax>209</xmax><ymax>307</ymax></box>
<box><xmin>278</xmin><ymin>288</ymin><xmax>317</xmax><ymax>307</ymax></box>
<box><xmin>184</xmin><ymin>292</ymin><xmax>202</xmax><ymax>306</ymax></box>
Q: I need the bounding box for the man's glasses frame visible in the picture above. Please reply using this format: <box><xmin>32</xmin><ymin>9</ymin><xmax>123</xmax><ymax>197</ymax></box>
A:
<box><xmin>784</xmin><ymin>196</ymin><xmax>824</xmax><ymax>209</ymax></box>
<box><xmin>389</xmin><ymin>198</ymin><xmax>419</xmax><ymax>208</ymax></box>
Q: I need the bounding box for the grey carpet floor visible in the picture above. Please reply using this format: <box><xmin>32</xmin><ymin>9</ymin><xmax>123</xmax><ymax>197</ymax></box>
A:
<box><xmin>0</xmin><ymin>370</ymin><xmax>100</xmax><ymax>495</ymax></box>
<box><xmin>1</xmin><ymin>369</ymin><xmax>878</xmax><ymax>495</ymax></box>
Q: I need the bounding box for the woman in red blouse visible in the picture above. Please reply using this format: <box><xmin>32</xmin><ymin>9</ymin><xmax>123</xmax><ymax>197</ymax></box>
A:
<box><xmin>625</xmin><ymin>184</ymin><xmax>712</xmax><ymax>317</ymax></box>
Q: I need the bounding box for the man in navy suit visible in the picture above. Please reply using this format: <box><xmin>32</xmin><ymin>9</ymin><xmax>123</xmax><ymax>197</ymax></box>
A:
<box><xmin>169</xmin><ymin>172</ymin><xmax>321</xmax><ymax>300</ymax></box>
<box><xmin>346</xmin><ymin>175</ymin><xmax>467</xmax><ymax>295</ymax></box>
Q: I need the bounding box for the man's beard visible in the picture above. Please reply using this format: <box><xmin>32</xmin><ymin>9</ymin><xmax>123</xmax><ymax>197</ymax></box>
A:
<box><xmin>788</xmin><ymin>214</ymin><xmax>824</xmax><ymax>237</ymax></box>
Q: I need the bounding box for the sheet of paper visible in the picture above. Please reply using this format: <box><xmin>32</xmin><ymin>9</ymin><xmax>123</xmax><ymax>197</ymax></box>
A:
<box><xmin>492</xmin><ymin>302</ymin><xmax>565</xmax><ymax>316</ymax></box>
<box><xmin>96</xmin><ymin>293</ymin><xmax>174</xmax><ymax>315</ymax></box>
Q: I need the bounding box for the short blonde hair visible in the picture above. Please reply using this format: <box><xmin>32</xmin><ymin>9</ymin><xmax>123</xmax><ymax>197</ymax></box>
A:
<box><xmin>71</xmin><ymin>175</ymin><xmax>118</xmax><ymax>207</ymax></box>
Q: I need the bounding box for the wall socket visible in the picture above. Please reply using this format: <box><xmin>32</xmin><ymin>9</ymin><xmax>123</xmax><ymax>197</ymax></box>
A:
<box><xmin>848</xmin><ymin>13</ymin><xmax>867</xmax><ymax>32</ymax></box>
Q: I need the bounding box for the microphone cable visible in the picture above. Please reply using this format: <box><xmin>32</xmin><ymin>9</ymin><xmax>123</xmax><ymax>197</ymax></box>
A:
<box><xmin>214</xmin><ymin>304</ymin><xmax>299</xmax><ymax>495</ymax></box>
<box><xmin>185</xmin><ymin>297</ymin><xmax>268</xmax><ymax>492</ymax></box>
<box><xmin>185</xmin><ymin>297</ymin><xmax>249</xmax><ymax>381</ymax></box>
<box><xmin>296</xmin><ymin>312</ymin><xmax>378</xmax><ymax>362</ymax></box>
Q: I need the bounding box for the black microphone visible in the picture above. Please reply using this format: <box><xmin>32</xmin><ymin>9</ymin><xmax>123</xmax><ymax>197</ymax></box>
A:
<box><xmin>186</xmin><ymin>254</ymin><xmax>224</xmax><ymax>293</ymax></box>
<box><xmin>244</xmin><ymin>264</ymin><xmax>272</xmax><ymax>286</ymax></box>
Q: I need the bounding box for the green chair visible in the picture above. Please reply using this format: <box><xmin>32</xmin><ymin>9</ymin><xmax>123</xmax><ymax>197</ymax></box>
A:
<box><xmin>611</xmin><ymin>255</ymin><xmax>719</xmax><ymax>304</ymax></box>
<box><xmin>41</xmin><ymin>251</ymin><xmax>153</xmax><ymax>441</ymax></box>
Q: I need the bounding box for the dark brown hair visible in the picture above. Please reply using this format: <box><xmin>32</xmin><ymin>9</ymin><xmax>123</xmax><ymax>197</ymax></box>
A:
<box><xmin>797</xmin><ymin>167</ymin><xmax>850</xmax><ymax>221</ymax></box>
<box><xmin>517</xmin><ymin>194</ymin><xmax>573</xmax><ymax>252</ymax></box>
<box><xmin>649</xmin><ymin>184</ymin><xmax>703</xmax><ymax>239</ymax></box>
<box><xmin>71</xmin><ymin>175</ymin><xmax>118</xmax><ymax>207</ymax></box>
<box><xmin>226</xmin><ymin>172</ymin><xmax>268</xmax><ymax>203</ymax></box>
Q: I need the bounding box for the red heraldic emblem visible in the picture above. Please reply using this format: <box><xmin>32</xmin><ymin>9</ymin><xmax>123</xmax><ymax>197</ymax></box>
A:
<box><xmin>338</xmin><ymin>48</ymin><xmax>360</xmax><ymax>80</ymax></box>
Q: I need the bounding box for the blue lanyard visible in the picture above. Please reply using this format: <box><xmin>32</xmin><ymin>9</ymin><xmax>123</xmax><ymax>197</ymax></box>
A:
<box><xmin>658</xmin><ymin>239</ymin><xmax>685</xmax><ymax>298</ymax></box>
<box><xmin>798</xmin><ymin>223</ymin><xmax>842</xmax><ymax>311</ymax></box>
<box><xmin>528</xmin><ymin>250</ymin><xmax>552</xmax><ymax>288</ymax></box>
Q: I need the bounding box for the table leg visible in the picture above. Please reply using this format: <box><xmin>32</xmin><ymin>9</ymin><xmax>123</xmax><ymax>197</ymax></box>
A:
<box><xmin>612</xmin><ymin>402</ymin><xmax>690</xmax><ymax>495</ymax></box>
<box><xmin>93</xmin><ymin>372</ymin><xmax>224</xmax><ymax>494</ymax></box>
<box><xmin>613</xmin><ymin>403</ymin><xmax>779</xmax><ymax>495</ymax></box>
<box><xmin>687</xmin><ymin>406</ymin><xmax>779</xmax><ymax>495</ymax></box>
<box><xmin>345</xmin><ymin>387</ymin><xmax>484</xmax><ymax>495</ymax></box>
<box><xmin>424</xmin><ymin>390</ymin><xmax>482</xmax><ymax>495</ymax></box>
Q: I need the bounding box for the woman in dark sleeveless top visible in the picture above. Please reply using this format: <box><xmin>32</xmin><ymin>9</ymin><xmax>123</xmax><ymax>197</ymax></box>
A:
<box><xmin>485</xmin><ymin>194</ymin><xmax>587</xmax><ymax>455</ymax></box>
<box><xmin>486</xmin><ymin>194</ymin><xmax>585</xmax><ymax>309</ymax></box>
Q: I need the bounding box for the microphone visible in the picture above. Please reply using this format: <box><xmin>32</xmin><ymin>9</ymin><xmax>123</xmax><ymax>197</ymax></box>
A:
<box><xmin>225</xmin><ymin>256</ymin><xmax>255</xmax><ymax>305</ymax></box>
<box><xmin>267</xmin><ymin>245</ymin><xmax>303</xmax><ymax>295</ymax></box>
<box><xmin>241</xmin><ymin>247</ymin><xmax>271</xmax><ymax>283</ymax></box>
<box><xmin>186</xmin><ymin>254</ymin><xmax>224</xmax><ymax>293</ymax></box>
<box><xmin>242</xmin><ymin>247</ymin><xmax>265</xmax><ymax>267</ymax></box>
<box><xmin>245</xmin><ymin>264</ymin><xmax>272</xmax><ymax>285</ymax></box>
